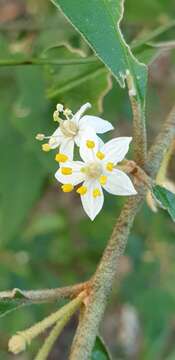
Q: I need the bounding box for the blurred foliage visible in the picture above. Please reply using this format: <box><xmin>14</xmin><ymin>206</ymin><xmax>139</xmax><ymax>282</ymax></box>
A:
<box><xmin>0</xmin><ymin>0</ymin><xmax>175</xmax><ymax>359</ymax></box>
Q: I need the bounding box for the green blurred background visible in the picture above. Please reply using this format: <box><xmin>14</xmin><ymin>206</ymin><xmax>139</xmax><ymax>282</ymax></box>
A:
<box><xmin>0</xmin><ymin>0</ymin><xmax>175</xmax><ymax>359</ymax></box>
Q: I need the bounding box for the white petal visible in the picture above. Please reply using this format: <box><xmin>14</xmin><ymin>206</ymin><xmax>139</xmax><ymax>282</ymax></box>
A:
<box><xmin>79</xmin><ymin>128</ymin><xmax>99</xmax><ymax>163</ymax></box>
<box><xmin>80</xmin><ymin>180</ymin><xmax>104</xmax><ymax>221</ymax></box>
<box><xmin>97</xmin><ymin>136</ymin><xmax>105</xmax><ymax>147</ymax></box>
<box><xmin>59</xmin><ymin>138</ymin><xmax>74</xmax><ymax>160</ymax></box>
<box><xmin>103</xmin><ymin>169</ymin><xmax>137</xmax><ymax>196</ymax></box>
<box><xmin>101</xmin><ymin>137</ymin><xmax>132</xmax><ymax>164</ymax></box>
<box><xmin>49</xmin><ymin>128</ymin><xmax>63</xmax><ymax>149</ymax></box>
<box><xmin>55</xmin><ymin>161</ymin><xmax>85</xmax><ymax>185</ymax></box>
<box><xmin>80</xmin><ymin>115</ymin><xmax>114</xmax><ymax>134</ymax></box>
<box><xmin>73</xmin><ymin>103</ymin><xmax>91</xmax><ymax>125</ymax></box>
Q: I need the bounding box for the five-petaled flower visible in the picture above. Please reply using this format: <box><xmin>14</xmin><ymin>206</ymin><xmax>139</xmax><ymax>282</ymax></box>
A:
<box><xmin>55</xmin><ymin>132</ymin><xmax>137</xmax><ymax>220</ymax></box>
<box><xmin>39</xmin><ymin>103</ymin><xmax>113</xmax><ymax>159</ymax></box>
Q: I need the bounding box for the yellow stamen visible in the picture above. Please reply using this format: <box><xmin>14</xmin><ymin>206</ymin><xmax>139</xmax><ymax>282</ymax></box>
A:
<box><xmin>36</xmin><ymin>133</ymin><xmax>45</xmax><ymax>141</ymax></box>
<box><xmin>99</xmin><ymin>175</ymin><xmax>107</xmax><ymax>185</ymax></box>
<box><xmin>63</xmin><ymin>108</ymin><xmax>72</xmax><ymax>117</ymax></box>
<box><xmin>42</xmin><ymin>143</ymin><xmax>51</xmax><ymax>152</ymax></box>
<box><xmin>61</xmin><ymin>184</ymin><xmax>74</xmax><ymax>193</ymax></box>
<box><xmin>93</xmin><ymin>188</ymin><xmax>101</xmax><ymax>198</ymax></box>
<box><xmin>106</xmin><ymin>162</ymin><xmax>114</xmax><ymax>171</ymax></box>
<box><xmin>61</xmin><ymin>167</ymin><xmax>72</xmax><ymax>175</ymax></box>
<box><xmin>96</xmin><ymin>151</ymin><xmax>105</xmax><ymax>160</ymax></box>
<box><xmin>86</xmin><ymin>140</ymin><xmax>95</xmax><ymax>149</ymax></box>
<box><xmin>76</xmin><ymin>186</ymin><xmax>87</xmax><ymax>195</ymax></box>
<box><xmin>55</xmin><ymin>153</ymin><xmax>68</xmax><ymax>163</ymax></box>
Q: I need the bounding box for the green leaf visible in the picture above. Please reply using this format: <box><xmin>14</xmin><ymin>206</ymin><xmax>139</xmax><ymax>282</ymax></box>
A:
<box><xmin>0</xmin><ymin>288</ymin><xmax>28</xmax><ymax>318</ymax></box>
<box><xmin>43</xmin><ymin>44</ymin><xmax>112</xmax><ymax>113</ymax></box>
<box><xmin>152</xmin><ymin>185</ymin><xmax>175</xmax><ymax>222</ymax></box>
<box><xmin>91</xmin><ymin>336</ymin><xmax>112</xmax><ymax>360</ymax></box>
<box><xmin>51</xmin><ymin>0</ymin><xmax>147</xmax><ymax>108</ymax></box>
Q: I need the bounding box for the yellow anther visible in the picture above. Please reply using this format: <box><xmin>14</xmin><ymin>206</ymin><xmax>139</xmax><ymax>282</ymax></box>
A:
<box><xmin>63</xmin><ymin>108</ymin><xmax>72</xmax><ymax>117</ymax></box>
<box><xmin>42</xmin><ymin>143</ymin><xmax>51</xmax><ymax>152</ymax></box>
<box><xmin>106</xmin><ymin>162</ymin><xmax>114</xmax><ymax>171</ymax></box>
<box><xmin>96</xmin><ymin>151</ymin><xmax>105</xmax><ymax>160</ymax></box>
<box><xmin>61</xmin><ymin>184</ymin><xmax>74</xmax><ymax>192</ymax></box>
<box><xmin>56</xmin><ymin>103</ymin><xmax>64</xmax><ymax>112</ymax></box>
<box><xmin>93</xmin><ymin>188</ymin><xmax>101</xmax><ymax>198</ymax></box>
<box><xmin>86</xmin><ymin>140</ymin><xmax>95</xmax><ymax>149</ymax></box>
<box><xmin>76</xmin><ymin>186</ymin><xmax>87</xmax><ymax>195</ymax></box>
<box><xmin>55</xmin><ymin>153</ymin><xmax>68</xmax><ymax>163</ymax></box>
<box><xmin>53</xmin><ymin>110</ymin><xmax>60</xmax><ymax>122</ymax></box>
<box><xmin>36</xmin><ymin>133</ymin><xmax>45</xmax><ymax>141</ymax></box>
<box><xmin>99</xmin><ymin>175</ymin><xmax>107</xmax><ymax>185</ymax></box>
<box><xmin>61</xmin><ymin>167</ymin><xmax>72</xmax><ymax>175</ymax></box>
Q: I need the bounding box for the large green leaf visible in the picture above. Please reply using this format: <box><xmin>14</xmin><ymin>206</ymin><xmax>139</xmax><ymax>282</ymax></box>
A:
<box><xmin>152</xmin><ymin>185</ymin><xmax>175</xmax><ymax>222</ymax></box>
<box><xmin>43</xmin><ymin>44</ymin><xmax>112</xmax><ymax>112</ymax></box>
<box><xmin>92</xmin><ymin>336</ymin><xmax>112</xmax><ymax>360</ymax></box>
<box><xmin>51</xmin><ymin>0</ymin><xmax>147</xmax><ymax>108</ymax></box>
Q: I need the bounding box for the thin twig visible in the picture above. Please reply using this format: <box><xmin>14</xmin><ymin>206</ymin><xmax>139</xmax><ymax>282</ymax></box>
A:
<box><xmin>0</xmin><ymin>282</ymin><xmax>89</xmax><ymax>304</ymax></box>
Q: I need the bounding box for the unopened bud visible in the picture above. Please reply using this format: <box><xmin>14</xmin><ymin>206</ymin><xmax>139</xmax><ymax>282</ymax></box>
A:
<box><xmin>35</xmin><ymin>133</ymin><xmax>45</xmax><ymax>141</ymax></box>
<box><xmin>8</xmin><ymin>334</ymin><xmax>26</xmax><ymax>354</ymax></box>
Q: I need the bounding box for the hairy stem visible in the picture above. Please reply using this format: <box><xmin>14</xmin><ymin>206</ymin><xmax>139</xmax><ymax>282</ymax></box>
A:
<box><xmin>69</xmin><ymin>104</ymin><xmax>175</xmax><ymax>360</ymax></box>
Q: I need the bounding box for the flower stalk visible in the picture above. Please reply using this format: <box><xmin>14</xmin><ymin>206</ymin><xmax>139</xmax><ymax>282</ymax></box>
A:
<box><xmin>8</xmin><ymin>291</ymin><xmax>86</xmax><ymax>355</ymax></box>
<box><xmin>34</xmin><ymin>292</ymin><xmax>86</xmax><ymax>360</ymax></box>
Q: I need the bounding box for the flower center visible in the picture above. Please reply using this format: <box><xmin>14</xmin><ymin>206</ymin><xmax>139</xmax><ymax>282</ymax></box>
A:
<box><xmin>60</xmin><ymin>120</ymin><xmax>78</xmax><ymax>138</ymax></box>
<box><xmin>84</xmin><ymin>162</ymin><xmax>102</xmax><ymax>179</ymax></box>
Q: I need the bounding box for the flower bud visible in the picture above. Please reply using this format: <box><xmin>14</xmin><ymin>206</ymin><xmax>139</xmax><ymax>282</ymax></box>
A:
<box><xmin>8</xmin><ymin>334</ymin><xmax>26</xmax><ymax>354</ymax></box>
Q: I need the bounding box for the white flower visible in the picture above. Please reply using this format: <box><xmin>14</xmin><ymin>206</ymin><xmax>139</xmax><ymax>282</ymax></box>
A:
<box><xmin>55</xmin><ymin>132</ymin><xmax>137</xmax><ymax>220</ymax></box>
<box><xmin>45</xmin><ymin>103</ymin><xmax>113</xmax><ymax>159</ymax></box>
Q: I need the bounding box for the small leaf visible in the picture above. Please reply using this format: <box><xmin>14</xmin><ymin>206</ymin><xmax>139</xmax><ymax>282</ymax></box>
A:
<box><xmin>0</xmin><ymin>288</ymin><xmax>28</xmax><ymax>318</ymax></box>
<box><xmin>152</xmin><ymin>185</ymin><xmax>175</xmax><ymax>222</ymax></box>
<box><xmin>91</xmin><ymin>336</ymin><xmax>112</xmax><ymax>360</ymax></box>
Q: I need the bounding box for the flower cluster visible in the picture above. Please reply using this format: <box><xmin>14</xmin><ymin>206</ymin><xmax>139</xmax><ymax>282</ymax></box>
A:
<box><xmin>36</xmin><ymin>103</ymin><xmax>137</xmax><ymax>220</ymax></box>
